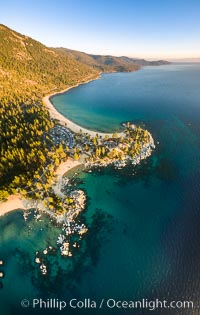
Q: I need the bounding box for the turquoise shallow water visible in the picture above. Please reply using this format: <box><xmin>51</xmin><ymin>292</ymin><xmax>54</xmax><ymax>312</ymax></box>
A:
<box><xmin>1</xmin><ymin>64</ymin><xmax>200</xmax><ymax>314</ymax></box>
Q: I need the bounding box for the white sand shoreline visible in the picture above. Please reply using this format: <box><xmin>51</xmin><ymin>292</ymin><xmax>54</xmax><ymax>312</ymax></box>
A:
<box><xmin>0</xmin><ymin>159</ymin><xmax>81</xmax><ymax>217</ymax></box>
<box><xmin>0</xmin><ymin>75</ymin><xmax>122</xmax><ymax>217</ymax></box>
<box><xmin>43</xmin><ymin>76</ymin><xmax>122</xmax><ymax>138</ymax></box>
<box><xmin>0</xmin><ymin>195</ymin><xmax>26</xmax><ymax>217</ymax></box>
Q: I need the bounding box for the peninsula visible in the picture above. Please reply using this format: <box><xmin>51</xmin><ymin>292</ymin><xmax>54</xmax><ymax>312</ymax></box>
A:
<box><xmin>0</xmin><ymin>26</ymin><xmax>157</xmax><ymax>225</ymax></box>
<box><xmin>0</xmin><ymin>24</ymin><xmax>157</xmax><ymax>261</ymax></box>
<box><xmin>0</xmin><ymin>24</ymin><xmax>161</xmax><ymax>208</ymax></box>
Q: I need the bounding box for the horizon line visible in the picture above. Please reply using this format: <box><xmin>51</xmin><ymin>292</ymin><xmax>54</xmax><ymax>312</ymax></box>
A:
<box><xmin>2</xmin><ymin>23</ymin><xmax>200</xmax><ymax>62</ymax></box>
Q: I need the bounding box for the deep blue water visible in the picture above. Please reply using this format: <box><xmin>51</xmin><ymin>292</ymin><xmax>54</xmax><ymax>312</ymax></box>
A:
<box><xmin>1</xmin><ymin>64</ymin><xmax>200</xmax><ymax>315</ymax></box>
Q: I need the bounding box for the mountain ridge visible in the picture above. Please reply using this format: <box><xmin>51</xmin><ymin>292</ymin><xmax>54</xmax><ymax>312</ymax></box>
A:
<box><xmin>0</xmin><ymin>24</ymin><xmax>98</xmax><ymax>102</ymax></box>
<box><xmin>0</xmin><ymin>23</ymin><xmax>170</xmax><ymax>102</ymax></box>
<box><xmin>54</xmin><ymin>47</ymin><xmax>170</xmax><ymax>72</ymax></box>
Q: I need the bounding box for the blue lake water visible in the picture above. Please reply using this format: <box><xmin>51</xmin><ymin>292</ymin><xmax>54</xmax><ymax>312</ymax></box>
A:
<box><xmin>1</xmin><ymin>64</ymin><xmax>200</xmax><ymax>314</ymax></box>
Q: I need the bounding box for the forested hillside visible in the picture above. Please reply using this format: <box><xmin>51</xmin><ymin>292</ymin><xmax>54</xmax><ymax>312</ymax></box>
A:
<box><xmin>0</xmin><ymin>24</ymin><xmax>168</xmax><ymax>200</ymax></box>
<box><xmin>0</xmin><ymin>24</ymin><xmax>98</xmax><ymax>200</ymax></box>
<box><xmin>55</xmin><ymin>47</ymin><xmax>170</xmax><ymax>72</ymax></box>
<box><xmin>0</xmin><ymin>24</ymin><xmax>98</xmax><ymax>101</ymax></box>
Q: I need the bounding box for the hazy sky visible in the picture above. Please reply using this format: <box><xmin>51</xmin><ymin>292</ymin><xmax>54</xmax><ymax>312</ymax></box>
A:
<box><xmin>1</xmin><ymin>0</ymin><xmax>200</xmax><ymax>59</ymax></box>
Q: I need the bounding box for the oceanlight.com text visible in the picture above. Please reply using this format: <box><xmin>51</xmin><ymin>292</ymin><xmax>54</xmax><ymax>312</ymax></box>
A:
<box><xmin>20</xmin><ymin>298</ymin><xmax>194</xmax><ymax>311</ymax></box>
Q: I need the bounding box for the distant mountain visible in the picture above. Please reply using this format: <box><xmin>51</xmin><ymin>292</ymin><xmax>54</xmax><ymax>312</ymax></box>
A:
<box><xmin>0</xmin><ymin>24</ymin><xmax>98</xmax><ymax>101</ymax></box>
<box><xmin>169</xmin><ymin>58</ymin><xmax>200</xmax><ymax>63</ymax></box>
<box><xmin>116</xmin><ymin>56</ymin><xmax>170</xmax><ymax>67</ymax></box>
<box><xmin>54</xmin><ymin>48</ymin><xmax>170</xmax><ymax>72</ymax></box>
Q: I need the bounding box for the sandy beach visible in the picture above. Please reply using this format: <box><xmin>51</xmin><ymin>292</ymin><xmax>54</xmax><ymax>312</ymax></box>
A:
<box><xmin>55</xmin><ymin>158</ymin><xmax>82</xmax><ymax>176</ymax></box>
<box><xmin>0</xmin><ymin>77</ymin><xmax>122</xmax><ymax>217</ymax></box>
<box><xmin>0</xmin><ymin>159</ymin><xmax>82</xmax><ymax>217</ymax></box>
<box><xmin>0</xmin><ymin>194</ymin><xmax>27</xmax><ymax>217</ymax></box>
<box><xmin>43</xmin><ymin>77</ymin><xmax>122</xmax><ymax>138</ymax></box>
